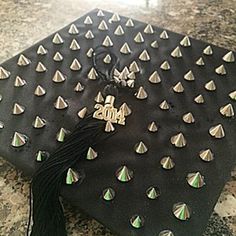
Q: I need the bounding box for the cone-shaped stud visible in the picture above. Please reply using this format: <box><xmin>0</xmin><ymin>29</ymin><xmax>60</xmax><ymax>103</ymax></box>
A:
<box><xmin>171</xmin><ymin>46</ymin><xmax>182</xmax><ymax>58</ymax></box>
<box><xmin>114</xmin><ymin>25</ymin><xmax>124</xmax><ymax>35</ymax></box>
<box><xmin>144</xmin><ymin>24</ymin><xmax>154</xmax><ymax>34</ymax></box>
<box><xmin>148</xmin><ymin>121</ymin><xmax>158</xmax><ymax>132</ymax></box>
<box><xmin>52</xmin><ymin>33</ymin><xmax>64</xmax><ymax>44</ymax></box>
<box><xmin>17</xmin><ymin>54</ymin><xmax>31</xmax><ymax>66</ymax></box>
<box><xmin>223</xmin><ymin>51</ymin><xmax>235</xmax><ymax>63</ymax></box>
<box><xmin>110</xmin><ymin>13</ymin><xmax>120</xmax><ymax>22</ymax></box>
<box><xmin>54</xmin><ymin>96</ymin><xmax>68</xmax><ymax>110</ymax></box>
<box><xmin>130</xmin><ymin>215</ymin><xmax>144</xmax><ymax>229</ymax></box>
<box><xmin>139</xmin><ymin>50</ymin><xmax>150</xmax><ymax>61</ymax></box>
<box><xmin>199</xmin><ymin>149</ymin><xmax>214</xmax><ymax>162</ymax></box>
<box><xmin>196</xmin><ymin>57</ymin><xmax>205</xmax><ymax>66</ymax></box>
<box><xmin>134</xmin><ymin>32</ymin><xmax>144</xmax><ymax>43</ymax></box>
<box><xmin>32</xmin><ymin>116</ymin><xmax>46</xmax><ymax>128</ymax></box>
<box><xmin>180</xmin><ymin>36</ymin><xmax>191</xmax><ymax>47</ymax></box>
<box><xmin>53</xmin><ymin>52</ymin><xmax>63</xmax><ymax>62</ymax></box>
<box><xmin>37</xmin><ymin>45</ymin><xmax>47</xmax><ymax>55</ymax></box>
<box><xmin>129</xmin><ymin>61</ymin><xmax>140</xmax><ymax>73</ymax></box>
<box><xmin>182</xmin><ymin>112</ymin><xmax>195</xmax><ymax>124</ymax></box>
<box><xmin>151</xmin><ymin>40</ymin><xmax>159</xmax><ymax>48</ymax></box>
<box><xmin>34</xmin><ymin>85</ymin><xmax>46</xmax><ymax>97</ymax></box>
<box><xmin>56</xmin><ymin>128</ymin><xmax>69</xmax><ymax>142</ymax></box>
<box><xmin>88</xmin><ymin>67</ymin><xmax>98</xmax><ymax>80</ymax></box>
<box><xmin>205</xmin><ymin>80</ymin><xmax>216</xmax><ymax>91</ymax></box>
<box><xmin>159</xmin><ymin>100</ymin><xmax>170</xmax><ymax>110</ymax></box>
<box><xmin>220</xmin><ymin>103</ymin><xmax>234</xmax><ymax>117</ymax></box>
<box><xmin>229</xmin><ymin>90</ymin><xmax>236</xmax><ymax>101</ymax></box>
<box><xmin>126</xmin><ymin>18</ymin><xmax>134</xmax><ymax>27</ymax></box>
<box><xmin>102</xmin><ymin>188</ymin><xmax>115</xmax><ymax>201</ymax></box>
<box><xmin>66</xmin><ymin>168</ymin><xmax>79</xmax><ymax>184</ymax></box>
<box><xmin>11</xmin><ymin>132</ymin><xmax>28</xmax><ymax>147</ymax></box>
<box><xmin>68</xmin><ymin>24</ymin><xmax>79</xmax><ymax>35</ymax></box>
<box><xmin>0</xmin><ymin>94</ymin><xmax>2</xmax><ymax>102</ymax></box>
<box><xmin>52</xmin><ymin>70</ymin><xmax>66</xmax><ymax>83</ymax></box>
<box><xmin>171</xmin><ymin>133</ymin><xmax>186</xmax><ymax>148</ymax></box>
<box><xmin>84</xmin><ymin>15</ymin><xmax>93</xmax><ymax>25</ymax></box>
<box><xmin>86</xmin><ymin>147</ymin><xmax>98</xmax><ymax>160</ymax></box>
<box><xmin>160</xmin><ymin>156</ymin><xmax>175</xmax><ymax>170</ymax></box>
<box><xmin>12</xmin><ymin>103</ymin><xmax>25</xmax><ymax>115</ymax></box>
<box><xmin>215</xmin><ymin>64</ymin><xmax>226</xmax><ymax>75</ymax></box>
<box><xmin>85</xmin><ymin>30</ymin><xmax>94</xmax><ymax>39</ymax></box>
<box><xmin>105</xmin><ymin>121</ymin><xmax>115</xmax><ymax>133</ymax></box>
<box><xmin>149</xmin><ymin>71</ymin><xmax>161</xmax><ymax>84</ymax></box>
<box><xmin>97</xmin><ymin>9</ymin><xmax>105</xmax><ymax>17</ymax></box>
<box><xmin>128</xmin><ymin>71</ymin><xmax>136</xmax><ymax>80</ymax></box>
<box><xmin>14</xmin><ymin>76</ymin><xmax>26</xmax><ymax>87</ymax></box>
<box><xmin>70</xmin><ymin>39</ymin><xmax>80</xmax><ymax>51</ymax></box>
<box><xmin>0</xmin><ymin>121</ymin><xmax>4</xmax><ymax>129</ymax></box>
<box><xmin>120</xmin><ymin>103</ymin><xmax>132</xmax><ymax>116</ymax></box>
<box><xmin>186</xmin><ymin>172</ymin><xmax>205</xmax><ymax>188</ymax></box>
<box><xmin>173</xmin><ymin>202</ymin><xmax>191</xmax><ymax>221</ymax></box>
<box><xmin>209</xmin><ymin>124</ymin><xmax>225</xmax><ymax>139</ymax></box>
<box><xmin>158</xmin><ymin>230</ymin><xmax>174</xmax><ymax>236</ymax></box>
<box><xmin>102</xmin><ymin>36</ymin><xmax>113</xmax><ymax>47</ymax></box>
<box><xmin>120</xmin><ymin>43</ymin><xmax>131</xmax><ymax>55</ymax></box>
<box><xmin>116</xmin><ymin>165</ymin><xmax>133</xmax><ymax>182</ymax></box>
<box><xmin>36</xmin><ymin>150</ymin><xmax>49</xmax><ymax>162</ymax></box>
<box><xmin>135</xmin><ymin>86</ymin><xmax>148</xmax><ymax>100</ymax></box>
<box><xmin>98</xmin><ymin>20</ymin><xmax>108</xmax><ymax>31</ymax></box>
<box><xmin>87</xmin><ymin>48</ymin><xmax>94</xmax><ymax>58</ymax></box>
<box><xmin>0</xmin><ymin>66</ymin><xmax>10</xmax><ymax>79</ymax></box>
<box><xmin>173</xmin><ymin>82</ymin><xmax>184</xmax><ymax>93</ymax></box>
<box><xmin>203</xmin><ymin>45</ymin><xmax>213</xmax><ymax>55</ymax></box>
<box><xmin>35</xmin><ymin>62</ymin><xmax>47</xmax><ymax>73</ymax></box>
<box><xmin>94</xmin><ymin>91</ymin><xmax>104</xmax><ymax>103</ymax></box>
<box><xmin>77</xmin><ymin>107</ymin><xmax>87</xmax><ymax>119</ymax></box>
<box><xmin>160</xmin><ymin>61</ymin><xmax>170</xmax><ymax>70</ymax></box>
<box><xmin>146</xmin><ymin>186</ymin><xmax>160</xmax><ymax>199</ymax></box>
<box><xmin>160</xmin><ymin>30</ymin><xmax>169</xmax><ymax>39</ymax></box>
<box><xmin>184</xmin><ymin>70</ymin><xmax>195</xmax><ymax>81</ymax></box>
<box><xmin>134</xmin><ymin>141</ymin><xmax>148</xmax><ymax>154</ymax></box>
<box><xmin>103</xmin><ymin>54</ymin><xmax>111</xmax><ymax>64</ymax></box>
<box><xmin>70</xmin><ymin>59</ymin><xmax>82</xmax><ymax>71</ymax></box>
<box><xmin>194</xmin><ymin>94</ymin><xmax>204</xmax><ymax>104</ymax></box>
<box><xmin>74</xmin><ymin>82</ymin><xmax>84</xmax><ymax>92</ymax></box>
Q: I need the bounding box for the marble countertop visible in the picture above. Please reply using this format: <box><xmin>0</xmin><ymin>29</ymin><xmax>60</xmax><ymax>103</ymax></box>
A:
<box><xmin>0</xmin><ymin>0</ymin><xmax>236</xmax><ymax>235</ymax></box>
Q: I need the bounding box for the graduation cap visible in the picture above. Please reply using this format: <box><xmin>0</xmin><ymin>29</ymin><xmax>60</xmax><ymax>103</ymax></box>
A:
<box><xmin>0</xmin><ymin>8</ymin><xmax>236</xmax><ymax>236</ymax></box>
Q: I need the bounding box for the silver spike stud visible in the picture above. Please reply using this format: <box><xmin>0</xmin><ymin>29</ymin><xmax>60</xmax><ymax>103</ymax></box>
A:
<box><xmin>196</xmin><ymin>57</ymin><xmax>205</xmax><ymax>66</ymax></box>
<box><xmin>17</xmin><ymin>54</ymin><xmax>31</xmax><ymax>66</ymax></box>
<box><xmin>160</xmin><ymin>61</ymin><xmax>170</xmax><ymax>70</ymax></box>
<box><xmin>86</xmin><ymin>48</ymin><xmax>94</xmax><ymax>58</ymax></box>
<box><xmin>114</xmin><ymin>25</ymin><xmax>124</xmax><ymax>35</ymax></box>
<box><xmin>0</xmin><ymin>66</ymin><xmax>10</xmax><ymax>79</ymax></box>
<box><xmin>53</xmin><ymin>52</ymin><xmax>63</xmax><ymax>62</ymax></box>
<box><xmin>160</xmin><ymin>30</ymin><xmax>169</xmax><ymax>39</ymax></box>
<box><xmin>52</xmin><ymin>70</ymin><xmax>66</xmax><ymax>83</ymax></box>
<box><xmin>34</xmin><ymin>85</ymin><xmax>46</xmax><ymax>97</ymax></box>
<box><xmin>223</xmin><ymin>51</ymin><xmax>235</xmax><ymax>63</ymax></box>
<box><xmin>74</xmin><ymin>82</ymin><xmax>84</xmax><ymax>92</ymax></box>
<box><xmin>32</xmin><ymin>116</ymin><xmax>46</xmax><ymax>129</ymax></box>
<box><xmin>103</xmin><ymin>54</ymin><xmax>112</xmax><ymax>64</ymax></box>
<box><xmin>120</xmin><ymin>43</ymin><xmax>131</xmax><ymax>55</ymax></box>
<box><xmin>127</xmin><ymin>71</ymin><xmax>136</xmax><ymax>80</ymax></box>
<box><xmin>180</xmin><ymin>36</ymin><xmax>191</xmax><ymax>47</ymax></box>
<box><xmin>66</xmin><ymin>168</ymin><xmax>79</xmax><ymax>184</ymax></box>
<box><xmin>98</xmin><ymin>20</ymin><xmax>108</xmax><ymax>31</ymax></box>
<box><xmin>184</xmin><ymin>70</ymin><xmax>195</xmax><ymax>81</ymax></box>
<box><xmin>70</xmin><ymin>39</ymin><xmax>80</xmax><ymax>51</ymax></box>
<box><xmin>199</xmin><ymin>149</ymin><xmax>214</xmax><ymax>162</ymax></box>
<box><xmin>130</xmin><ymin>215</ymin><xmax>144</xmax><ymax>229</ymax></box>
<box><xmin>97</xmin><ymin>9</ymin><xmax>105</xmax><ymax>17</ymax></box>
<box><xmin>120</xmin><ymin>103</ymin><xmax>132</xmax><ymax>116</ymax></box>
<box><xmin>151</xmin><ymin>40</ymin><xmax>159</xmax><ymax>49</ymax></box>
<box><xmin>77</xmin><ymin>107</ymin><xmax>87</xmax><ymax>119</ymax></box>
<box><xmin>215</xmin><ymin>64</ymin><xmax>226</xmax><ymax>75</ymax></box>
<box><xmin>134</xmin><ymin>141</ymin><xmax>148</xmax><ymax>154</ymax></box>
<box><xmin>139</xmin><ymin>50</ymin><xmax>150</xmax><ymax>61</ymax></box>
<box><xmin>14</xmin><ymin>76</ymin><xmax>26</xmax><ymax>87</ymax></box>
<box><xmin>159</xmin><ymin>100</ymin><xmax>170</xmax><ymax>110</ymax></box>
<box><xmin>205</xmin><ymin>80</ymin><xmax>216</xmax><ymax>91</ymax></box>
<box><xmin>0</xmin><ymin>121</ymin><xmax>4</xmax><ymax>129</ymax></box>
<box><xmin>126</xmin><ymin>18</ymin><xmax>134</xmax><ymax>27</ymax></box>
<box><xmin>135</xmin><ymin>86</ymin><xmax>148</xmax><ymax>100</ymax></box>
<box><xmin>172</xmin><ymin>202</ymin><xmax>191</xmax><ymax>221</ymax></box>
<box><xmin>229</xmin><ymin>90</ymin><xmax>236</xmax><ymax>101</ymax></box>
<box><xmin>116</xmin><ymin>165</ymin><xmax>133</xmax><ymax>182</ymax></box>
<box><xmin>129</xmin><ymin>61</ymin><xmax>140</xmax><ymax>73</ymax></box>
<box><xmin>11</xmin><ymin>132</ymin><xmax>28</xmax><ymax>147</ymax></box>
<box><xmin>171</xmin><ymin>132</ymin><xmax>186</xmax><ymax>148</ymax></box>
<box><xmin>84</xmin><ymin>15</ymin><xmax>93</xmax><ymax>25</ymax></box>
<box><xmin>94</xmin><ymin>91</ymin><xmax>104</xmax><ymax>103</ymax></box>
<box><xmin>68</xmin><ymin>24</ymin><xmax>79</xmax><ymax>35</ymax></box>
<box><xmin>52</xmin><ymin>33</ymin><xmax>64</xmax><ymax>44</ymax></box>
<box><xmin>203</xmin><ymin>45</ymin><xmax>213</xmax><ymax>55</ymax></box>
<box><xmin>85</xmin><ymin>30</ymin><xmax>94</xmax><ymax>39</ymax></box>
<box><xmin>37</xmin><ymin>45</ymin><xmax>47</xmax><ymax>55</ymax></box>
<box><xmin>86</xmin><ymin>147</ymin><xmax>98</xmax><ymax>160</ymax></box>
<box><xmin>173</xmin><ymin>82</ymin><xmax>184</xmax><ymax>93</ymax></box>
<box><xmin>0</xmin><ymin>94</ymin><xmax>2</xmax><ymax>102</ymax></box>
<box><xmin>146</xmin><ymin>186</ymin><xmax>160</xmax><ymax>199</ymax></box>
<box><xmin>70</xmin><ymin>59</ymin><xmax>82</xmax><ymax>71</ymax></box>
<box><xmin>134</xmin><ymin>32</ymin><xmax>144</xmax><ymax>43</ymax></box>
<box><xmin>186</xmin><ymin>172</ymin><xmax>205</xmax><ymax>188</ymax></box>
<box><xmin>194</xmin><ymin>94</ymin><xmax>204</xmax><ymax>104</ymax></box>
<box><xmin>110</xmin><ymin>13</ymin><xmax>120</xmax><ymax>22</ymax></box>
<box><xmin>209</xmin><ymin>124</ymin><xmax>225</xmax><ymax>139</ymax></box>
<box><xmin>171</xmin><ymin>46</ymin><xmax>182</xmax><ymax>58</ymax></box>
<box><xmin>88</xmin><ymin>67</ymin><xmax>98</xmax><ymax>80</ymax></box>
<box><xmin>12</xmin><ymin>103</ymin><xmax>25</xmax><ymax>115</ymax></box>
<box><xmin>56</xmin><ymin>128</ymin><xmax>69</xmax><ymax>142</ymax></box>
<box><xmin>102</xmin><ymin>36</ymin><xmax>113</xmax><ymax>47</ymax></box>
<box><xmin>158</xmin><ymin>230</ymin><xmax>174</xmax><ymax>236</ymax></box>
<box><xmin>105</xmin><ymin>121</ymin><xmax>115</xmax><ymax>133</ymax></box>
<box><xmin>182</xmin><ymin>112</ymin><xmax>195</xmax><ymax>124</ymax></box>
<box><xmin>54</xmin><ymin>96</ymin><xmax>68</xmax><ymax>110</ymax></box>
<box><xmin>160</xmin><ymin>156</ymin><xmax>175</xmax><ymax>170</ymax></box>
<box><xmin>102</xmin><ymin>188</ymin><xmax>115</xmax><ymax>201</ymax></box>
<box><xmin>149</xmin><ymin>71</ymin><xmax>161</xmax><ymax>84</ymax></box>
<box><xmin>148</xmin><ymin>121</ymin><xmax>158</xmax><ymax>132</ymax></box>
<box><xmin>36</xmin><ymin>150</ymin><xmax>49</xmax><ymax>162</ymax></box>
<box><xmin>35</xmin><ymin>62</ymin><xmax>47</xmax><ymax>73</ymax></box>
<box><xmin>144</xmin><ymin>24</ymin><xmax>154</xmax><ymax>34</ymax></box>
<box><xmin>220</xmin><ymin>103</ymin><xmax>234</xmax><ymax>117</ymax></box>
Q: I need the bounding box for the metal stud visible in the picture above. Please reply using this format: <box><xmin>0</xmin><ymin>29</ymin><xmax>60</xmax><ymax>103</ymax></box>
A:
<box><xmin>205</xmin><ymin>80</ymin><xmax>216</xmax><ymax>91</ymax></box>
<box><xmin>149</xmin><ymin>71</ymin><xmax>161</xmax><ymax>84</ymax></box>
<box><xmin>160</xmin><ymin>61</ymin><xmax>170</xmax><ymax>70</ymax></box>
<box><xmin>86</xmin><ymin>48</ymin><xmax>94</xmax><ymax>58</ymax></box>
<box><xmin>186</xmin><ymin>172</ymin><xmax>205</xmax><ymax>188</ymax></box>
<box><xmin>85</xmin><ymin>30</ymin><xmax>94</xmax><ymax>39</ymax></box>
<box><xmin>77</xmin><ymin>107</ymin><xmax>87</xmax><ymax>119</ymax></box>
<box><xmin>98</xmin><ymin>20</ymin><xmax>108</xmax><ymax>31</ymax></box>
<box><xmin>114</xmin><ymin>25</ymin><xmax>124</xmax><ymax>35</ymax></box>
<box><xmin>102</xmin><ymin>36</ymin><xmax>113</xmax><ymax>47</ymax></box>
<box><xmin>229</xmin><ymin>90</ymin><xmax>236</xmax><ymax>101</ymax></box>
<box><xmin>53</xmin><ymin>52</ymin><xmax>63</xmax><ymax>62</ymax></box>
<box><xmin>146</xmin><ymin>186</ymin><xmax>160</xmax><ymax>199</ymax></box>
<box><xmin>84</xmin><ymin>16</ymin><xmax>93</xmax><ymax>25</ymax></box>
<box><xmin>0</xmin><ymin>121</ymin><xmax>4</xmax><ymax>129</ymax></box>
<box><xmin>199</xmin><ymin>149</ymin><xmax>214</xmax><ymax>162</ymax></box>
<box><xmin>135</xmin><ymin>86</ymin><xmax>148</xmax><ymax>100</ymax></box>
<box><xmin>52</xmin><ymin>33</ymin><xmax>64</xmax><ymax>44</ymax></box>
<box><xmin>203</xmin><ymin>45</ymin><xmax>213</xmax><ymax>55</ymax></box>
<box><xmin>37</xmin><ymin>45</ymin><xmax>47</xmax><ymax>55</ymax></box>
<box><xmin>160</xmin><ymin>156</ymin><xmax>175</xmax><ymax>170</ymax></box>
<box><xmin>97</xmin><ymin>9</ymin><xmax>105</xmax><ymax>17</ymax></box>
<box><xmin>35</xmin><ymin>62</ymin><xmax>47</xmax><ymax>73</ymax></box>
<box><xmin>32</xmin><ymin>116</ymin><xmax>46</xmax><ymax>128</ymax></box>
<box><xmin>66</xmin><ymin>168</ymin><xmax>79</xmax><ymax>184</ymax></box>
<box><xmin>173</xmin><ymin>82</ymin><xmax>184</xmax><ymax>93</ymax></box>
<box><xmin>105</xmin><ymin>121</ymin><xmax>115</xmax><ymax>133</ymax></box>
<box><xmin>88</xmin><ymin>67</ymin><xmax>98</xmax><ymax>80</ymax></box>
<box><xmin>194</xmin><ymin>94</ymin><xmax>204</xmax><ymax>104</ymax></box>
<box><xmin>134</xmin><ymin>141</ymin><xmax>148</xmax><ymax>154</ymax></box>
<box><xmin>54</xmin><ymin>96</ymin><xmax>68</xmax><ymax>110</ymax></box>
<box><xmin>12</xmin><ymin>103</ymin><xmax>25</xmax><ymax>115</ymax></box>
<box><xmin>129</xmin><ymin>61</ymin><xmax>140</xmax><ymax>73</ymax></box>
<box><xmin>70</xmin><ymin>39</ymin><xmax>80</xmax><ymax>51</ymax></box>
<box><xmin>110</xmin><ymin>13</ymin><xmax>120</xmax><ymax>22</ymax></box>
<box><xmin>215</xmin><ymin>64</ymin><xmax>226</xmax><ymax>75</ymax></box>
<box><xmin>120</xmin><ymin>103</ymin><xmax>132</xmax><ymax>116</ymax></box>
<box><xmin>171</xmin><ymin>133</ymin><xmax>186</xmax><ymax>148</ymax></box>
<box><xmin>103</xmin><ymin>54</ymin><xmax>112</xmax><ymax>64</ymax></box>
<box><xmin>34</xmin><ymin>85</ymin><xmax>46</xmax><ymax>97</ymax></box>
<box><xmin>134</xmin><ymin>32</ymin><xmax>144</xmax><ymax>43</ymax></box>
<box><xmin>184</xmin><ymin>70</ymin><xmax>195</xmax><ymax>81</ymax></box>
<box><xmin>209</xmin><ymin>124</ymin><xmax>225</xmax><ymax>139</ymax></box>
<box><xmin>144</xmin><ymin>24</ymin><xmax>154</xmax><ymax>34</ymax></box>
<box><xmin>160</xmin><ymin>30</ymin><xmax>169</xmax><ymax>39</ymax></box>
<box><xmin>172</xmin><ymin>202</ymin><xmax>191</xmax><ymax>221</ymax></box>
<box><xmin>116</xmin><ymin>165</ymin><xmax>133</xmax><ymax>182</ymax></box>
<box><xmin>159</xmin><ymin>100</ymin><xmax>170</xmax><ymax>110</ymax></box>
<box><xmin>126</xmin><ymin>18</ymin><xmax>134</xmax><ymax>27</ymax></box>
<box><xmin>127</xmin><ymin>71</ymin><xmax>136</xmax><ymax>80</ymax></box>
<box><xmin>0</xmin><ymin>66</ymin><xmax>10</xmax><ymax>80</ymax></box>
<box><xmin>130</xmin><ymin>215</ymin><xmax>144</xmax><ymax>229</ymax></box>
<box><xmin>182</xmin><ymin>112</ymin><xmax>195</xmax><ymax>124</ymax></box>
<box><xmin>36</xmin><ymin>150</ymin><xmax>49</xmax><ymax>162</ymax></box>
<box><xmin>151</xmin><ymin>40</ymin><xmax>159</xmax><ymax>48</ymax></box>
<box><xmin>11</xmin><ymin>132</ymin><xmax>28</xmax><ymax>147</ymax></box>
<box><xmin>86</xmin><ymin>147</ymin><xmax>98</xmax><ymax>160</ymax></box>
<box><xmin>158</xmin><ymin>230</ymin><xmax>174</xmax><ymax>236</ymax></box>
<box><xmin>223</xmin><ymin>51</ymin><xmax>235</xmax><ymax>63</ymax></box>
<box><xmin>220</xmin><ymin>103</ymin><xmax>234</xmax><ymax>117</ymax></box>
<box><xmin>180</xmin><ymin>36</ymin><xmax>191</xmax><ymax>47</ymax></box>
<box><xmin>171</xmin><ymin>46</ymin><xmax>182</xmax><ymax>58</ymax></box>
<box><xmin>0</xmin><ymin>94</ymin><xmax>2</xmax><ymax>102</ymax></box>
<box><xmin>148</xmin><ymin>121</ymin><xmax>158</xmax><ymax>132</ymax></box>
<box><xmin>94</xmin><ymin>91</ymin><xmax>104</xmax><ymax>103</ymax></box>
<box><xmin>56</xmin><ymin>128</ymin><xmax>69</xmax><ymax>142</ymax></box>
<box><xmin>52</xmin><ymin>70</ymin><xmax>66</xmax><ymax>83</ymax></box>
<box><xmin>74</xmin><ymin>82</ymin><xmax>84</xmax><ymax>92</ymax></box>
<box><xmin>102</xmin><ymin>188</ymin><xmax>115</xmax><ymax>201</ymax></box>
<box><xmin>17</xmin><ymin>54</ymin><xmax>31</xmax><ymax>66</ymax></box>
<box><xmin>120</xmin><ymin>43</ymin><xmax>131</xmax><ymax>54</ymax></box>
<box><xmin>196</xmin><ymin>57</ymin><xmax>205</xmax><ymax>66</ymax></box>
<box><xmin>70</xmin><ymin>59</ymin><xmax>82</xmax><ymax>71</ymax></box>
<box><xmin>14</xmin><ymin>76</ymin><xmax>26</xmax><ymax>87</ymax></box>
<box><xmin>139</xmin><ymin>50</ymin><xmax>150</xmax><ymax>61</ymax></box>
<box><xmin>68</xmin><ymin>24</ymin><xmax>79</xmax><ymax>35</ymax></box>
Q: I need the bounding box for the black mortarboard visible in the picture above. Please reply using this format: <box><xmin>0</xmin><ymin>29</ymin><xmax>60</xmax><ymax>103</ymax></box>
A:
<box><xmin>0</xmin><ymin>9</ymin><xmax>236</xmax><ymax>236</ymax></box>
